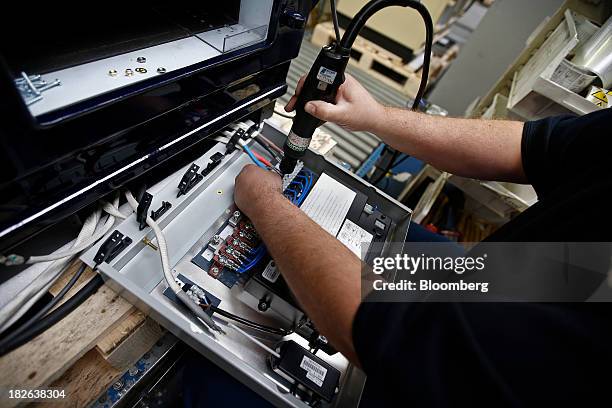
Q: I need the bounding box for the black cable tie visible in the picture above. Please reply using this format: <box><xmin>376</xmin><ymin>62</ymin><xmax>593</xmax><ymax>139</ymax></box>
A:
<box><xmin>137</xmin><ymin>192</ymin><xmax>153</xmax><ymax>230</ymax></box>
<box><xmin>94</xmin><ymin>230</ymin><xmax>132</xmax><ymax>265</ymax></box>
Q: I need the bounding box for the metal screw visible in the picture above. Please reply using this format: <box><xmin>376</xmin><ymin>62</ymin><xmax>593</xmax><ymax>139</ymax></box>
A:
<box><xmin>157</xmin><ymin>67</ymin><xmax>167</xmax><ymax>74</ymax></box>
<box><xmin>136</xmin><ymin>56</ymin><xmax>146</xmax><ymax>63</ymax></box>
<box><xmin>25</xmin><ymin>95</ymin><xmax>43</xmax><ymax>106</ymax></box>
<box><xmin>135</xmin><ymin>67</ymin><xmax>147</xmax><ymax>74</ymax></box>
<box><xmin>211</xmin><ymin>235</ymin><xmax>221</xmax><ymax>244</ymax></box>
<box><xmin>113</xmin><ymin>380</ymin><xmax>124</xmax><ymax>391</ymax></box>
<box><xmin>37</xmin><ymin>79</ymin><xmax>61</xmax><ymax>92</ymax></box>
<box><xmin>211</xmin><ymin>266</ymin><xmax>220</xmax><ymax>274</ymax></box>
<box><xmin>125</xmin><ymin>68</ymin><xmax>134</xmax><ymax>76</ymax></box>
<box><xmin>21</xmin><ymin>72</ymin><xmax>40</xmax><ymax>96</ymax></box>
<box><xmin>142</xmin><ymin>237</ymin><xmax>158</xmax><ymax>251</ymax></box>
<box><xmin>108</xmin><ymin>69</ymin><xmax>118</xmax><ymax>76</ymax></box>
<box><xmin>233</xmin><ymin>210</ymin><xmax>240</xmax><ymax>218</ymax></box>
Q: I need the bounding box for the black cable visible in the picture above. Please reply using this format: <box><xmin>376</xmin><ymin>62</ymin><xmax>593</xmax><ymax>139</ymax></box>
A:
<box><xmin>330</xmin><ymin>0</ymin><xmax>341</xmax><ymax>43</ymax></box>
<box><xmin>254</xmin><ymin>135</ymin><xmax>282</xmax><ymax>162</ymax></box>
<box><xmin>0</xmin><ymin>263</ymin><xmax>88</xmax><ymax>347</ymax></box>
<box><xmin>0</xmin><ymin>273</ymin><xmax>104</xmax><ymax>357</ymax></box>
<box><xmin>202</xmin><ymin>304</ymin><xmax>291</xmax><ymax>336</ymax></box>
<box><xmin>354</xmin><ymin>1</ymin><xmax>433</xmax><ymax>184</ymax></box>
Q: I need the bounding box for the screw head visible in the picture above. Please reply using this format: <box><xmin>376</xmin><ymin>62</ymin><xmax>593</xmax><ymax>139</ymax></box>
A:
<box><xmin>233</xmin><ymin>210</ymin><xmax>241</xmax><ymax>218</ymax></box>
<box><xmin>157</xmin><ymin>67</ymin><xmax>167</xmax><ymax>74</ymax></box>
<box><xmin>212</xmin><ymin>266</ymin><xmax>219</xmax><ymax>274</ymax></box>
<box><xmin>136</xmin><ymin>56</ymin><xmax>146</xmax><ymax>63</ymax></box>
<box><xmin>135</xmin><ymin>67</ymin><xmax>147</xmax><ymax>74</ymax></box>
<box><xmin>125</xmin><ymin>68</ymin><xmax>134</xmax><ymax>76</ymax></box>
<box><xmin>108</xmin><ymin>69</ymin><xmax>118</xmax><ymax>76</ymax></box>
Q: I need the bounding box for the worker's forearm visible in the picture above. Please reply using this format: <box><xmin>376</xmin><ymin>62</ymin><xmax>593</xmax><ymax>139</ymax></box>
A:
<box><xmin>370</xmin><ymin>107</ymin><xmax>527</xmax><ymax>182</ymax></box>
<box><xmin>248</xmin><ymin>194</ymin><xmax>362</xmax><ymax>365</ymax></box>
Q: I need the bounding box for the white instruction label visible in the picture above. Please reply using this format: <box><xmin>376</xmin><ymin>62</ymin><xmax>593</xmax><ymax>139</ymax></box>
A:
<box><xmin>262</xmin><ymin>261</ymin><xmax>279</xmax><ymax>283</ymax></box>
<box><xmin>300</xmin><ymin>173</ymin><xmax>356</xmax><ymax>237</ymax></box>
<box><xmin>316</xmin><ymin>67</ymin><xmax>337</xmax><ymax>84</ymax></box>
<box><xmin>300</xmin><ymin>356</ymin><xmax>327</xmax><ymax>387</ymax></box>
<box><xmin>551</xmin><ymin>59</ymin><xmax>596</xmax><ymax>93</ymax></box>
<box><xmin>337</xmin><ymin>219</ymin><xmax>374</xmax><ymax>260</ymax></box>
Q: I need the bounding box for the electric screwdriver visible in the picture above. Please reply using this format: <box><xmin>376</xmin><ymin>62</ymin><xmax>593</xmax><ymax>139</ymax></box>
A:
<box><xmin>279</xmin><ymin>0</ymin><xmax>434</xmax><ymax>177</ymax></box>
<box><xmin>279</xmin><ymin>45</ymin><xmax>350</xmax><ymax>175</ymax></box>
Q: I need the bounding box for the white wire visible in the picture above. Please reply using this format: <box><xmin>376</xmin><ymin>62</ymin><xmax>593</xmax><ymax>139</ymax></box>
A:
<box><xmin>125</xmin><ymin>191</ymin><xmax>182</xmax><ymax>294</ymax></box>
<box><xmin>26</xmin><ymin>196</ymin><xmax>120</xmax><ymax>264</ymax></box>
<box><xmin>0</xmin><ymin>197</ymin><xmax>123</xmax><ymax>334</ymax></box>
<box><xmin>101</xmin><ymin>200</ymin><xmax>127</xmax><ymax>219</ymax></box>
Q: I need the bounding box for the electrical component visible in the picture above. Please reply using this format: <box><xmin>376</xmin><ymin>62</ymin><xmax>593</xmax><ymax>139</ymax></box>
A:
<box><xmin>93</xmin><ymin>230</ymin><xmax>132</xmax><ymax>265</ymax></box>
<box><xmin>228</xmin><ymin>210</ymin><xmax>242</xmax><ymax>227</ymax></box>
<box><xmin>201</xmin><ymin>152</ymin><xmax>225</xmax><ymax>176</ymax></box>
<box><xmin>150</xmin><ymin>201</ymin><xmax>172</xmax><ymax>221</ymax></box>
<box><xmin>137</xmin><ymin>193</ymin><xmax>153</xmax><ymax>230</ymax></box>
<box><xmin>162</xmin><ymin>274</ymin><xmax>221</xmax><ymax>318</ymax></box>
<box><xmin>225</xmin><ymin>128</ymin><xmax>246</xmax><ymax>154</ymax></box>
<box><xmin>270</xmin><ymin>340</ymin><xmax>341</xmax><ymax>403</ymax></box>
<box><xmin>177</xmin><ymin>163</ymin><xmax>203</xmax><ymax>198</ymax></box>
<box><xmin>125</xmin><ymin>190</ymin><xmax>223</xmax><ymax>333</ymax></box>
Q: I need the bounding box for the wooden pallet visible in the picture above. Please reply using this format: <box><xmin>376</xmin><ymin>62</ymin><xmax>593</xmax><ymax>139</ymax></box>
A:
<box><xmin>0</xmin><ymin>262</ymin><xmax>164</xmax><ymax>408</ymax></box>
<box><xmin>311</xmin><ymin>22</ymin><xmax>459</xmax><ymax>98</ymax></box>
<box><xmin>311</xmin><ymin>21</ymin><xmax>421</xmax><ymax>97</ymax></box>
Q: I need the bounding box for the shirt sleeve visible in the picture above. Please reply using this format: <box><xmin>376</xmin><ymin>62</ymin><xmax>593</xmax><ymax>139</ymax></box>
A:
<box><xmin>521</xmin><ymin>109</ymin><xmax>612</xmax><ymax>198</ymax></box>
<box><xmin>352</xmin><ymin>300</ymin><xmax>612</xmax><ymax>405</ymax></box>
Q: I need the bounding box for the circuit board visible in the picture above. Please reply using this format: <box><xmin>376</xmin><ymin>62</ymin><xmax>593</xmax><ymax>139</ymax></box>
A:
<box><xmin>191</xmin><ymin>164</ymin><xmax>316</xmax><ymax>289</ymax></box>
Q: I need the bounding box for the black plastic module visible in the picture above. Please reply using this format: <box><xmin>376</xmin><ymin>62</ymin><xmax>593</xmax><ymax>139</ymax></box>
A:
<box><xmin>177</xmin><ymin>164</ymin><xmax>204</xmax><ymax>198</ymax></box>
<box><xmin>201</xmin><ymin>152</ymin><xmax>225</xmax><ymax>176</ymax></box>
<box><xmin>225</xmin><ymin>128</ymin><xmax>246</xmax><ymax>154</ymax></box>
<box><xmin>94</xmin><ymin>230</ymin><xmax>132</xmax><ymax>265</ymax></box>
<box><xmin>137</xmin><ymin>192</ymin><xmax>153</xmax><ymax>230</ymax></box>
<box><xmin>151</xmin><ymin>201</ymin><xmax>172</xmax><ymax>221</ymax></box>
<box><xmin>271</xmin><ymin>340</ymin><xmax>340</xmax><ymax>403</ymax></box>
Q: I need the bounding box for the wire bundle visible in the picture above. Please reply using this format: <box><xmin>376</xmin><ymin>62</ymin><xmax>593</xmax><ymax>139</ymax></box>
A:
<box><xmin>0</xmin><ymin>196</ymin><xmax>126</xmax><ymax>336</ymax></box>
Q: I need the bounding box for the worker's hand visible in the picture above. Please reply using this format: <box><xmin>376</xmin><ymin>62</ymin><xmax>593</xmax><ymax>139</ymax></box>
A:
<box><xmin>234</xmin><ymin>164</ymin><xmax>283</xmax><ymax>219</ymax></box>
<box><xmin>284</xmin><ymin>73</ymin><xmax>384</xmax><ymax>132</ymax></box>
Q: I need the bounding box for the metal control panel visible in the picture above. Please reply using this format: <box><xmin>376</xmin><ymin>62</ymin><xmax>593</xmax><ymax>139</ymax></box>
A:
<box><xmin>81</xmin><ymin>121</ymin><xmax>412</xmax><ymax>407</ymax></box>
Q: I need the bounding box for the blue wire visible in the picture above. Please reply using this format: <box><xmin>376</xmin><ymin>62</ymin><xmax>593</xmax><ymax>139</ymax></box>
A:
<box><xmin>237</xmin><ymin>244</ymin><xmax>265</xmax><ymax>273</ymax></box>
<box><xmin>242</xmin><ymin>144</ymin><xmax>266</xmax><ymax>169</ymax></box>
<box><xmin>237</xmin><ymin>169</ymin><xmax>315</xmax><ymax>273</ymax></box>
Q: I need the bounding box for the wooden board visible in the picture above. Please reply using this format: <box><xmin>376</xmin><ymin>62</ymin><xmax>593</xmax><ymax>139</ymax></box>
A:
<box><xmin>96</xmin><ymin>311</ymin><xmax>163</xmax><ymax>371</ymax></box>
<box><xmin>312</xmin><ymin>22</ymin><xmax>457</xmax><ymax>98</ymax></box>
<box><xmin>312</xmin><ymin>22</ymin><xmax>420</xmax><ymax>97</ymax></box>
<box><xmin>336</xmin><ymin>0</ymin><xmax>453</xmax><ymax>51</ymax></box>
<box><xmin>30</xmin><ymin>349</ymin><xmax>123</xmax><ymax>408</ymax></box>
<box><xmin>0</xmin><ymin>276</ymin><xmax>134</xmax><ymax>408</ymax></box>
